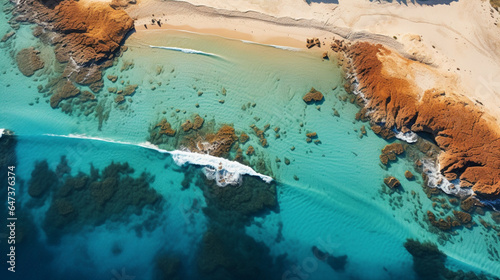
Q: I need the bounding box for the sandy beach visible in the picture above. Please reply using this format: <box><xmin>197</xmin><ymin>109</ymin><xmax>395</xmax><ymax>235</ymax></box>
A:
<box><xmin>122</xmin><ymin>0</ymin><xmax>500</xmax><ymax>125</ymax></box>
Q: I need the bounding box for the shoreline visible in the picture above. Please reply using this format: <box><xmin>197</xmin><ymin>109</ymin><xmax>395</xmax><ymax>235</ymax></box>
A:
<box><xmin>122</xmin><ymin>0</ymin><xmax>500</xmax><ymax>199</ymax></box>
<box><xmin>123</xmin><ymin>0</ymin><xmax>500</xmax><ymax>126</ymax></box>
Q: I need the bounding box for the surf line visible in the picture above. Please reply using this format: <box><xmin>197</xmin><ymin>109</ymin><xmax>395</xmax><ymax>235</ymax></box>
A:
<box><xmin>148</xmin><ymin>45</ymin><xmax>223</xmax><ymax>59</ymax></box>
<box><xmin>42</xmin><ymin>133</ymin><xmax>272</xmax><ymax>187</ymax></box>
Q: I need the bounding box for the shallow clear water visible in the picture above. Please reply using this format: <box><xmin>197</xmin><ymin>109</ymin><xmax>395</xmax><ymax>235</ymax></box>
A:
<box><xmin>1</xmin><ymin>2</ymin><xmax>500</xmax><ymax>279</ymax></box>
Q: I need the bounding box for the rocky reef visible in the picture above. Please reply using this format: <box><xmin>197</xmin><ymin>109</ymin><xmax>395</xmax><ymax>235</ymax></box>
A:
<box><xmin>16</xmin><ymin>47</ymin><xmax>44</xmax><ymax>76</ymax></box>
<box><xmin>194</xmin><ymin>174</ymin><xmax>282</xmax><ymax>279</ymax></box>
<box><xmin>384</xmin><ymin>176</ymin><xmax>401</xmax><ymax>189</ymax></box>
<box><xmin>380</xmin><ymin>142</ymin><xmax>405</xmax><ymax>165</ymax></box>
<box><xmin>27</xmin><ymin>158</ymin><xmax>162</xmax><ymax>243</ymax></box>
<box><xmin>404</xmin><ymin>239</ymin><xmax>497</xmax><ymax>280</ymax></box>
<box><xmin>312</xmin><ymin>246</ymin><xmax>348</xmax><ymax>272</ymax></box>
<box><xmin>14</xmin><ymin>0</ymin><xmax>133</xmax><ymax>66</ymax></box>
<box><xmin>302</xmin><ymin>87</ymin><xmax>324</xmax><ymax>104</ymax></box>
<box><xmin>345</xmin><ymin>41</ymin><xmax>500</xmax><ymax>201</ymax></box>
<box><xmin>12</xmin><ymin>0</ymin><xmax>134</xmax><ymax>111</ymax></box>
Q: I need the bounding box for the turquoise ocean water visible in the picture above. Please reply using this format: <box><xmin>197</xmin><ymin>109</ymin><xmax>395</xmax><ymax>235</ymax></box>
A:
<box><xmin>1</xmin><ymin>2</ymin><xmax>500</xmax><ymax>279</ymax></box>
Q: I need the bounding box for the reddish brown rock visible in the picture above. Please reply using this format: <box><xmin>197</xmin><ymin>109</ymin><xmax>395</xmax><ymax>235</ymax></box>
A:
<box><xmin>155</xmin><ymin>119</ymin><xmax>176</xmax><ymax>137</ymax></box>
<box><xmin>348</xmin><ymin>42</ymin><xmax>500</xmax><ymax>200</ymax></box>
<box><xmin>460</xmin><ymin>197</ymin><xmax>477</xmax><ymax>212</ymax></box>
<box><xmin>427</xmin><ymin>211</ymin><xmax>451</xmax><ymax>231</ymax></box>
<box><xmin>453</xmin><ymin>210</ymin><xmax>472</xmax><ymax>225</ymax></box>
<box><xmin>15</xmin><ymin>0</ymin><xmax>134</xmax><ymax>65</ymax></box>
<box><xmin>303</xmin><ymin>87</ymin><xmax>324</xmax><ymax>104</ymax></box>
<box><xmin>380</xmin><ymin>143</ymin><xmax>404</xmax><ymax>165</ymax></box>
<box><xmin>203</xmin><ymin>125</ymin><xmax>238</xmax><ymax>157</ymax></box>
<box><xmin>16</xmin><ymin>47</ymin><xmax>44</xmax><ymax>77</ymax></box>
<box><xmin>404</xmin><ymin>170</ymin><xmax>414</xmax><ymax>180</ymax></box>
<box><xmin>123</xmin><ymin>84</ymin><xmax>138</xmax><ymax>96</ymax></box>
<box><xmin>181</xmin><ymin>115</ymin><xmax>204</xmax><ymax>132</ymax></box>
<box><xmin>371</xmin><ymin>124</ymin><xmax>395</xmax><ymax>139</ymax></box>
<box><xmin>246</xmin><ymin>146</ymin><xmax>254</xmax><ymax>156</ymax></box>
<box><xmin>306</xmin><ymin>132</ymin><xmax>317</xmax><ymax>138</ymax></box>
<box><xmin>251</xmin><ymin>125</ymin><xmax>268</xmax><ymax>147</ymax></box>
<box><xmin>239</xmin><ymin>133</ymin><xmax>249</xmax><ymax>144</ymax></box>
<box><xmin>192</xmin><ymin>115</ymin><xmax>204</xmax><ymax>130</ymax></box>
<box><xmin>384</xmin><ymin>176</ymin><xmax>401</xmax><ymax>189</ymax></box>
<box><xmin>306</xmin><ymin>38</ymin><xmax>321</xmax><ymax>48</ymax></box>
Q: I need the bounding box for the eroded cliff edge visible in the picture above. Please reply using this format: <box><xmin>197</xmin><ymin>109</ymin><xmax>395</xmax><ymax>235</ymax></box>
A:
<box><xmin>343</xmin><ymin>41</ymin><xmax>500</xmax><ymax>201</ymax></box>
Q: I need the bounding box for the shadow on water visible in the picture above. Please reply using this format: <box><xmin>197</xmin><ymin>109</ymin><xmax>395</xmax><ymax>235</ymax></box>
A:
<box><xmin>369</xmin><ymin>0</ymin><xmax>458</xmax><ymax>6</ymax></box>
<box><xmin>306</xmin><ymin>0</ymin><xmax>339</xmax><ymax>4</ymax></box>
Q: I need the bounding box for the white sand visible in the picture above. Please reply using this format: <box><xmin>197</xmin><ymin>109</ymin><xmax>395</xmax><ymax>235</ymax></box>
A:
<box><xmin>124</xmin><ymin>0</ymin><xmax>500</xmax><ymax>123</ymax></box>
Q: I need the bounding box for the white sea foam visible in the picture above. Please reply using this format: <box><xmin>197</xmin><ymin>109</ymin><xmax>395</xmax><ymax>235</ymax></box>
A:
<box><xmin>421</xmin><ymin>159</ymin><xmax>473</xmax><ymax>197</ymax></box>
<box><xmin>241</xmin><ymin>40</ymin><xmax>301</xmax><ymax>51</ymax></box>
<box><xmin>43</xmin><ymin>134</ymin><xmax>273</xmax><ymax>187</ymax></box>
<box><xmin>0</xmin><ymin>129</ymin><xmax>4</xmax><ymax>139</ymax></box>
<box><xmin>394</xmin><ymin>129</ymin><xmax>418</xmax><ymax>143</ymax></box>
<box><xmin>149</xmin><ymin>45</ymin><xmax>222</xmax><ymax>58</ymax></box>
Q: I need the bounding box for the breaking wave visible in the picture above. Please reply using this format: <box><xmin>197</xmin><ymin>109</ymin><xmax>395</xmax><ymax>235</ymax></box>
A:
<box><xmin>0</xmin><ymin>129</ymin><xmax>4</xmax><ymax>139</ymax></box>
<box><xmin>241</xmin><ymin>40</ymin><xmax>301</xmax><ymax>51</ymax></box>
<box><xmin>43</xmin><ymin>134</ymin><xmax>273</xmax><ymax>187</ymax></box>
<box><xmin>393</xmin><ymin>129</ymin><xmax>418</xmax><ymax>143</ymax></box>
<box><xmin>149</xmin><ymin>45</ymin><xmax>222</xmax><ymax>58</ymax></box>
<box><xmin>421</xmin><ymin>159</ymin><xmax>473</xmax><ymax>197</ymax></box>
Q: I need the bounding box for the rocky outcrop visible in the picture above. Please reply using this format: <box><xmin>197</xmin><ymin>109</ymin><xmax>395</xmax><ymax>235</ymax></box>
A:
<box><xmin>156</xmin><ymin>119</ymin><xmax>176</xmax><ymax>136</ymax></box>
<box><xmin>13</xmin><ymin>0</ymin><xmax>134</xmax><ymax>101</ymax></box>
<box><xmin>250</xmin><ymin>124</ymin><xmax>268</xmax><ymax>147</ymax></box>
<box><xmin>15</xmin><ymin>0</ymin><xmax>134</xmax><ymax>65</ymax></box>
<box><xmin>204</xmin><ymin>125</ymin><xmax>238</xmax><ymax>157</ymax></box>
<box><xmin>239</xmin><ymin>133</ymin><xmax>249</xmax><ymax>144</ymax></box>
<box><xmin>384</xmin><ymin>176</ymin><xmax>401</xmax><ymax>189</ymax></box>
<box><xmin>380</xmin><ymin>143</ymin><xmax>404</xmax><ymax>165</ymax></box>
<box><xmin>306</xmin><ymin>38</ymin><xmax>321</xmax><ymax>49</ymax></box>
<box><xmin>50</xmin><ymin>80</ymin><xmax>80</xmax><ymax>108</ymax></box>
<box><xmin>302</xmin><ymin>87</ymin><xmax>324</xmax><ymax>104</ymax></box>
<box><xmin>181</xmin><ymin>114</ymin><xmax>204</xmax><ymax>132</ymax></box>
<box><xmin>16</xmin><ymin>47</ymin><xmax>44</xmax><ymax>77</ymax></box>
<box><xmin>1</xmin><ymin>31</ymin><xmax>15</xmax><ymax>42</ymax></box>
<box><xmin>347</xmin><ymin>42</ymin><xmax>500</xmax><ymax>200</ymax></box>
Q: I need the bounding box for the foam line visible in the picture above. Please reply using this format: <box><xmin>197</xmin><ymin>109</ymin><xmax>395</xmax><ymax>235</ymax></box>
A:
<box><xmin>241</xmin><ymin>40</ymin><xmax>301</xmax><ymax>51</ymax></box>
<box><xmin>393</xmin><ymin>128</ymin><xmax>418</xmax><ymax>143</ymax></box>
<box><xmin>149</xmin><ymin>45</ymin><xmax>222</xmax><ymax>58</ymax></box>
<box><xmin>43</xmin><ymin>134</ymin><xmax>273</xmax><ymax>186</ymax></box>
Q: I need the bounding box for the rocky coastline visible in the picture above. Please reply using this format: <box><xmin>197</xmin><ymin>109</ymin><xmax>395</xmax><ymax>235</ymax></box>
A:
<box><xmin>331</xmin><ymin>39</ymin><xmax>500</xmax><ymax>207</ymax></box>
<box><xmin>12</xmin><ymin>0</ymin><xmax>134</xmax><ymax>108</ymax></box>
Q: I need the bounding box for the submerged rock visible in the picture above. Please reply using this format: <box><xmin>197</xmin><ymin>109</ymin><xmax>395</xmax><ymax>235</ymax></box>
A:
<box><xmin>239</xmin><ymin>133</ymin><xmax>249</xmax><ymax>144</ymax></box>
<box><xmin>380</xmin><ymin>143</ymin><xmax>404</xmax><ymax>165</ymax></box>
<box><xmin>49</xmin><ymin>80</ymin><xmax>80</xmax><ymax>108</ymax></box>
<box><xmin>246</xmin><ymin>145</ymin><xmax>254</xmax><ymax>156</ymax></box>
<box><xmin>28</xmin><ymin>160</ymin><xmax>58</xmax><ymax>199</ymax></box>
<box><xmin>16</xmin><ymin>47</ymin><xmax>44</xmax><ymax>77</ymax></box>
<box><xmin>155</xmin><ymin>118</ymin><xmax>176</xmax><ymax>136</ymax></box>
<box><xmin>404</xmin><ymin>170</ymin><xmax>414</xmax><ymax>180</ymax></box>
<box><xmin>404</xmin><ymin>239</ymin><xmax>446</xmax><ymax>279</ymax></box>
<box><xmin>1</xmin><ymin>31</ymin><xmax>15</xmax><ymax>42</ymax></box>
<box><xmin>312</xmin><ymin>246</ymin><xmax>348</xmax><ymax>272</ymax></box>
<box><xmin>41</xmin><ymin>161</ymin><xmax>161</xmax><ymax>243</ymax></box>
